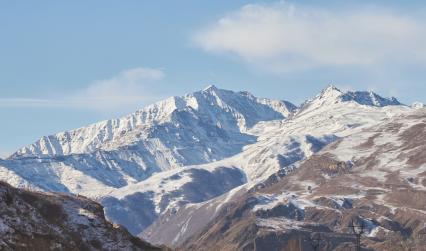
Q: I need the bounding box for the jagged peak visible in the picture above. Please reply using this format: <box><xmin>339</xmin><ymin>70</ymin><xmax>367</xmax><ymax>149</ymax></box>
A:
<box><xmin>298</xmin><ymin>85</ymin><xmax>343</xmax><ymax>108</ymax></box>
<box><xmin>12</xmin><ymin>85</ymin><xmax>294</xmax><ymax>158</ymax></box>
<box><xmin>317</xmin><ymin>84</ymin><xmax>343</xmax><ymax>99</ymax></box>
<box><xmin>412</xmin><ymin>101</ymin><xmax>425</xmax><ymax>109</ymax></box>
<box><xmin>314</xmin><ymin>84</ymin><xmax>402</xmax><ymax>107</ymax></box>
<box><xmin>203</xmin><ymin>84</ymin><xmax>219</xmax><ymax>92</ymax></box>
<box><xmin>323</xmin><ymin>84</ymin><xmax>341</xmax><ymax>92</ymax></box>
<box><xmin>297</xmin><ymin>85</ymin><xmax>403</xmax><ymax>116</ymax></box>
<box><xmin>341</xmin><ymin>90</ymin><xmax>401</xmax><ymax>107</ymax></box>
<box><xmin>199</xmin><ymin>84</ymin><xmax>228</xmax><ymax>100</ymax></box>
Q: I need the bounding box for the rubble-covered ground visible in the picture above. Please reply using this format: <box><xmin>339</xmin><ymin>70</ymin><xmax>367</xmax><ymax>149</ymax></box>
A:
<box><xmin>0</xmin><ymin>180</ymin><xmax>163</xmax><ymax>251</ymax></box>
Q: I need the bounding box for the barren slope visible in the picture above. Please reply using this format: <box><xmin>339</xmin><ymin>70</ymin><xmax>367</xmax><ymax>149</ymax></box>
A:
<box><xmin>0</xmin><ymin>181</ymin><xmax>162</xmax><ymax>251</ymax></box>
<box><xmin>147</xmin><ymin>109</ymin><xmax>426</xmax><ymax>251</ymax></box>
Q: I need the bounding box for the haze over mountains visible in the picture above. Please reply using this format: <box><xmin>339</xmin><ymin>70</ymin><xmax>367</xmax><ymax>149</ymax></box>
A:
<box><xmin>1</xmin><ymin>85</ymin><xmax>425</xmax><ymax>250</ymax></box>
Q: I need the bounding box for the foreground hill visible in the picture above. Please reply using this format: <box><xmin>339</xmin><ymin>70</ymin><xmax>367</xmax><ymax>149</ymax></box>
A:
<box><xmin>0</xmin><ymin>180</ymin><xmax>162</xmax><ymax>251</ymax></box>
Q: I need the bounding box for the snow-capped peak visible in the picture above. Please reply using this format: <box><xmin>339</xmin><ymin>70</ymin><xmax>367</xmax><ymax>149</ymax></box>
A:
<box><xmin>297</xmin><ymin>85</ymin><xmax>402</xmax><ymax>116</ymax></box>
<box><xmin>10</xmin><ymin>86</ymin><xmax>295</xmax><ymax>159</ymax></box>
<box><xmin>318</xmin><ymin>84</ymin><xmax>344</xmax><ymax>101</ymax></box>
<box><xmin>296</xmin><ymin>85</ymin><xmax>344</xmax><ymax>115</ymax></box>
<box><xmin>323</xmin><ymin>84</ymin><xmax>342</xmax><ymax>92</ymax></box>
<box><xmin>203</xmin><ymin>84</ymin><xmax>219</xmax><ymax>92</ymax></box>
<box><xmin>411</xmin><ymin>101</ymin><xmax>425</xmax><ymax>109</ymax></box>
<box><xmin>315</xmin><ymin>84</ymin><xmax>401</xmax><ymax>107</ymax></box>
<box><xmin>341</xmin><ymin>90</ymin><xmax>401</xmax><ymax>107</ymax></box>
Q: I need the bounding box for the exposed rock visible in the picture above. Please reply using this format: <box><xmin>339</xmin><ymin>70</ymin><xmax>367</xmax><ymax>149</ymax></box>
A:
<box><xmin>0</xmin><ymin>181</ymin><xmax>163</xmax><ymax>251</ymax></box>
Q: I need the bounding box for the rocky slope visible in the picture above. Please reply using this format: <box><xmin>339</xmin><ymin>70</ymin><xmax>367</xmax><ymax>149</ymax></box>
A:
<box><xmin>0</xmin><ymin>180</ymin><xmax>162</xmax><ymax>251</ymax></box>
<box><xmin>146</xmin><ymin>109</ymin><xmax>426</xmax><ymax>251</ymax></box>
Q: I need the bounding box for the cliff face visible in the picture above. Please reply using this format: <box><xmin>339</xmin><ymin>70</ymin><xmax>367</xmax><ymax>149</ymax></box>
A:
<box><xmin>0</xmin><ymin>181</ymin><xmax>162</xmax><ymax>251</ymax></box>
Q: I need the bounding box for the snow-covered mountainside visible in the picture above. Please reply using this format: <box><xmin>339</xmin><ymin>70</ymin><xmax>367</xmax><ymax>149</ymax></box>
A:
<box><xmin>65</xmin><ymin>86</ymin><xmax>414</xmax><ymax>236</ymax></box>
<box><xmin>145</xmin><ymin>109</ymin><xmax>426</xmax><ymax>251</ymax></box>
<box><xmin>101</xmin><ymin>164</ymin><xmax>246</xmax><ymax>234</ymax></box>
<box><xmin>11</xmin><ymin>85</ymin><xmax>294</xmax><ymax>158</ymax></box>
<box><xmin>1</xmin><ymin>86</ymin><xmax>295</xmax><ymax>196</ymax></box>
<box><xmin>0</xmin><ymin>85</ymin><xmax>420</xmax><ymax>250</ymax></box>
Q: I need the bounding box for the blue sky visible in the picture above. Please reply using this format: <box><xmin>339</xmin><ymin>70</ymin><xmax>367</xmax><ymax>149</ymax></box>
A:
<box><xmin>1</xmin><ymin>0</ymin><xmax>426</xmax><ymax>157</ymax></box>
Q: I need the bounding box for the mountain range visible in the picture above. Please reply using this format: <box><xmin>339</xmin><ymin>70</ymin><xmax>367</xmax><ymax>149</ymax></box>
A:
<box><xmin>1</xmin><ymin>85</ymin><xmax>425</xmax><ymax>250</ymax></box>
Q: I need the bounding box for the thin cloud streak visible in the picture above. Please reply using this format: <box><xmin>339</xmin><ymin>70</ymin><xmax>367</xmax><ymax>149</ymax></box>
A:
<box><xmin>0</xmin><ymin>67</ymin><xmax>165</xmax><ymax>112</ymax></box>
<box><xmin>0</xmin><ymin>98</ymin><xmax>65</xmax><ymax>107</ymax></box>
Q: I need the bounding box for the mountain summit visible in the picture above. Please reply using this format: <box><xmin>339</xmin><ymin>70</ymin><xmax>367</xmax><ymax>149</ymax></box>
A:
<box><xmin>11</xmin><ymin>86</ymin><xmax>296</xmax><ymax>159</ymax></box>
<box><xmin>315</xmin><ymin>85</ymin><xmax>400</xmax><ymax>106</ymax></box>
<box><xmin>297</xmin><ymin>85</ymin><xmax>401</xmax><ymax>116</ymax></box>
<box><xmin>3</xmin><ymin>86</ymin><xmax>297</xmax><ymax>196</ymax></box>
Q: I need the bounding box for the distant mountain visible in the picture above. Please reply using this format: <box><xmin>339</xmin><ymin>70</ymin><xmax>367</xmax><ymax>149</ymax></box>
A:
<box><xmin>95</xmin><ymin>85</ymin><xmax>409</xmax><ymax>236</ymax></box>
<box><xmin>11</xmin><ymin>85</ymin><xmax>295</xmax><ymax>158</ymax></box>
<box><xmin>341</xmin><ymin>90</ymin><xmax>401</xmax><ymax>106</ymax></box>
<box><xmin>1</xmin><ymin>86</ymin><xmax>295</xmax><ymax>196</ymax></box>
<box><xmin>1</xmin><ymin>85</ymin><xmax>422</xmax><ymax>251</ymax></box>
<box><xmin>145</xmin><ymin>109</ymin><xmax>426</xmax><ymax>251</ymax></box>
<box><xmin>297</xmin><ymin>85</ymin><xmax>402</xmax><ymax>116</ymax></box>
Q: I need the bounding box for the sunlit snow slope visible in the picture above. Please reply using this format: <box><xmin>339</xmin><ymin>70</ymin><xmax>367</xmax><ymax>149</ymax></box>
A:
<box><xmin>0</xmin><ymin>85</ymin><xmax>413</xmax><ymax>238</ymax></box>
<box><xmin>1</xmin><ymin>85</ymin><xmax>295</xmax><ymax>196</ymax></box>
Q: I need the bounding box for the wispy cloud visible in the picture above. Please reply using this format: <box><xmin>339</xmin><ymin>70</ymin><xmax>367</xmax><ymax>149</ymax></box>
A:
<box><xmin>194</xmin><ymin>2</ymin><xmax>426</xmax><ymax>72</ymax></box>
<box><xmin>66</xmin><ymin>67</ymin><xmax>165</xmax><ymax>111</ymax></box>
<box><xmin>0</xmin><ymin>98</ymin><xmax>65</xmax><ymax>107</ymax></box>
<box><xmin>0</xmin><ymin>67</ymin><xmax>165</xmax><ymax>113</ymax></box>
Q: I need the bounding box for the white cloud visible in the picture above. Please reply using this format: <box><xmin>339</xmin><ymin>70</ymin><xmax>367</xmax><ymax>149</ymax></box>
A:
<box><xmin>66</xmin><ymin>67</ymin><xmax>165</xmax><ymax>112</ymax></box>
<box><xmin>0</xmin><ymin>67</ymin><xmax>165</xmax><ymax>113</ymax></box>
<box><xmin>194</xmin><ymin>2</ymin><xmax>426</xmax><ymax>72</ymax></box>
